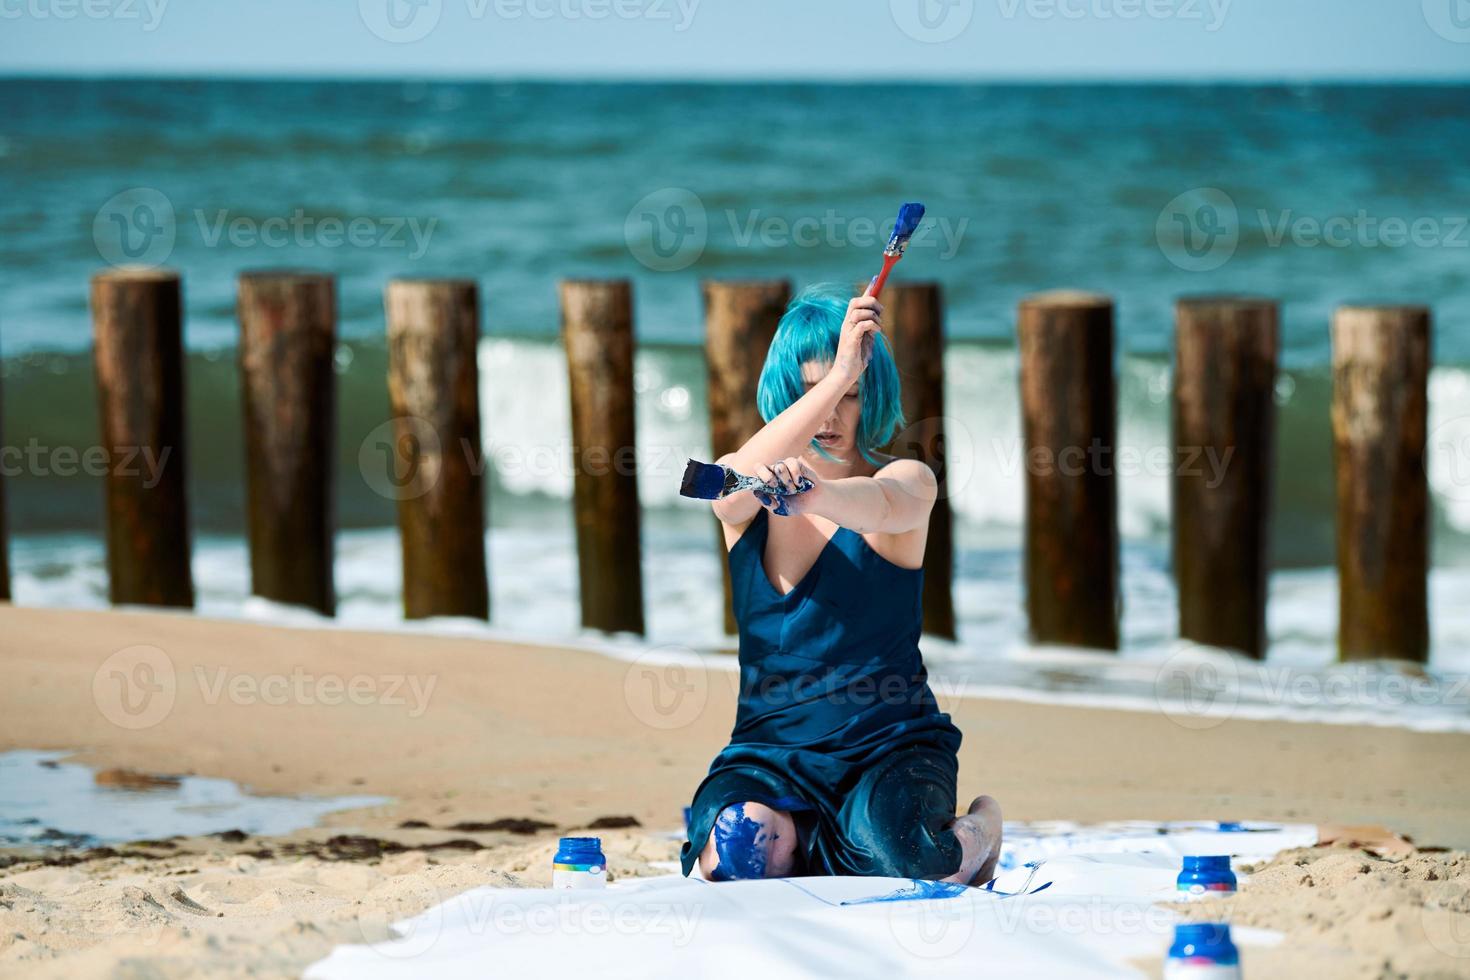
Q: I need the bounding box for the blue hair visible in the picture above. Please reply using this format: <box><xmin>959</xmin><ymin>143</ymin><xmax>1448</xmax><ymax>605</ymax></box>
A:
<box><xmin>755</xmin><ymin>285</ymin><xmax>905</xmax><ymax>465</ymax></box>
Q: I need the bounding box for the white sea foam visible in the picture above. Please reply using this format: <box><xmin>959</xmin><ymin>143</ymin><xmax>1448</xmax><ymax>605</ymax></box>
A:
<box><xmin>10</xmin><ymin>522</ymin><xmax>1470</xmax><ymax>733</ymax></box>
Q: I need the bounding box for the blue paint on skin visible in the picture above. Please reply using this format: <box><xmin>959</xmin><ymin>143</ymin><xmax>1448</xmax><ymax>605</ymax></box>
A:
<box><xmin>754</xmin><ymin>491</ymin><xmax>790</xmax><ymax>517</ymax></box>
<box><xmin>709</xmin><ymin>803</ymin><xmax>776</xmax><ymax>881</ymax></box>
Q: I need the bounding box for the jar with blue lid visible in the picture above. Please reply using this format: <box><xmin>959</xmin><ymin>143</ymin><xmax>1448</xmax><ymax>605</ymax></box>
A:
<box><xmin>1165</xmin><ymin>923</ymin><xmax>1240</xmax><ymax>979</ymax></box>
<box><xmin>552</xmin><ymin>837</ymin><xmax>607</xmax><ymax>889</ymax></box>
<box><xmin>1177</xmin><ymin>855</ymin><xmax>1237</xmax><ymax>900</ymax></box>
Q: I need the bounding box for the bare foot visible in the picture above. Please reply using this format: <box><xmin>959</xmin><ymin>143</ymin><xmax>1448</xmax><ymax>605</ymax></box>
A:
<box><xmin>941</xmin><ymin>795</ymin><xmax>1004</xmax><ymax>886</ymax></box>
<box><xmin>966</xmin><ymin>796</ymin><xmax>1003</xmax><ymax>884</ymax></box>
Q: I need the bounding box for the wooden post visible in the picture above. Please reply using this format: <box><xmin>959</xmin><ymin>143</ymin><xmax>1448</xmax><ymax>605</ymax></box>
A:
<box><xmin>1332</xmin><ymin>305</ymin><xmax>1431</xmax><ymax>663</ymax></box>
<box><xmin>703</xmin><ymin>279</ymin><xmax>790</xmax><ymax>635</ymax></box>
<box><xmin>91</xmin><ymin>267</ymin><xmax>194</xmax><ymax>608</ymax></box>
<box><xmin>1173</xmin><ymin>297</ymin><xmax>1279</xmax><ymax>659</ymax></box>
<box><xmin>237</xmin><ymin>271</ymin><xmax>337</xmax><ymax>615</ymax></box>
<box><xmin>879</xmin><ymin>281</ymin><xmax>957</xmax><ymax>640</ymax></box>
<box><xmin>384</xmin><ymin>279</ymin><xmax>490</xmax><ymax>621</ymax></box>
<box><xmin>1017</xmin><ymin>291</ymin><xmax>1118</xmax><ymax>650</ymax></box>
<box><xmin>560</xmin><ymin>279</ymin><xmax>644</xmax><ymax>635</ymax></box>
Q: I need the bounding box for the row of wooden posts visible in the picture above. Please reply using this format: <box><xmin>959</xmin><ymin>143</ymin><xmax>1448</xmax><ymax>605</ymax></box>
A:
<box><xmin>0</xmin><ymin>268</ymin><xmax>1435</xmax><ymax>663</ymax></box>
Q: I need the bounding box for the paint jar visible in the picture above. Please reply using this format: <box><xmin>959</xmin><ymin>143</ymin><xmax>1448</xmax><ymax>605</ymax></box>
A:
<box><xmin>552</xmin><ymin>837</ymin><xmax>607</xmax><ymax>889</ymax></box>
<box><xmin>1177</xmin><ymin>855</ymin><xmax>1237</xmax><ymax>900</ymax></box>
<box><xmin>1165</xmin><ymin>923</ymin><xmax>1240</xmax><ymax>979</ymax></box>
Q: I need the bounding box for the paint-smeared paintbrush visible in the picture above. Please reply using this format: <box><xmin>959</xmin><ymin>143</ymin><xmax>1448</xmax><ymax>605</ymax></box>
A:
<box><xmin>679</xmin><ymin>459</ymin><xmax>812</xmax><ymax>500</ymax></box>
<box><xmin>863</xmin><ymin>202</ymin><xmax>926</xmax><ymax>297</ymax></box>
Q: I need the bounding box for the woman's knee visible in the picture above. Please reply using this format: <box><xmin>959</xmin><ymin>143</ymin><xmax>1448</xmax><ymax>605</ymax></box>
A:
<box><xmin>698</xmin><ymin>801</ymin><xmax>797</xmax><ymax>881</ymax></box>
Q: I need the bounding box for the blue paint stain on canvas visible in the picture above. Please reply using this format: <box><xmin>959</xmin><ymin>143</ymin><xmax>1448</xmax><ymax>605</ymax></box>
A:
<box><xmin>841</xmin><ymin>879</ymin><xmax>969</xmax><ymax>905</ymax></box>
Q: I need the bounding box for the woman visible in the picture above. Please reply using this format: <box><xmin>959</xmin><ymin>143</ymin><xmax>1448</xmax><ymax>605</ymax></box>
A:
<box><xmin>679</xmin><ymin>286</ymin><xmax>1002</xmax><ymax>885</ymax></box>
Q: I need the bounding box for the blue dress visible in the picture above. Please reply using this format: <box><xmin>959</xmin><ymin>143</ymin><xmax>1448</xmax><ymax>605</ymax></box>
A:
<box><xmin>679</xmin><ymin>507</ymin><xmax>966</xmax><ymax>879</ymax></box>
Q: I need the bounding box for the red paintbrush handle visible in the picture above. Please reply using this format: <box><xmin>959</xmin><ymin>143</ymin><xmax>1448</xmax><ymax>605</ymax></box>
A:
<box><xmin>865</xmin><ymin>254</ymin><xmax>900</xmax><ymax>298</ymax></box>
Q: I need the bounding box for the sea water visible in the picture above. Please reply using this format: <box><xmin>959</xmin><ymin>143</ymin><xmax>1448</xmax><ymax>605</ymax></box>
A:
<box><xmin>0</xmin><ymin>750</ymin><xmax>387</xmax><ymax>848</ymax></box>
<box><xmin>4</xmin><ymin>80</ymin><xmax>1470</xmax><ymax>731</ymax></box>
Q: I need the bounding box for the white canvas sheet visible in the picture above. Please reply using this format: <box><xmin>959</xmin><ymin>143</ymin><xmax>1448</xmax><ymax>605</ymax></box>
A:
<box><xmin>305</xmin><ymin>821</ymin><xmax>1313</xmax><ymax>980</ymax></box>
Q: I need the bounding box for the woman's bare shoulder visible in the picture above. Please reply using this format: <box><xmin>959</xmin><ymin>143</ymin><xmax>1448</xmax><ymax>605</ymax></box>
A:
<box><xmin>872</xmin><ymin>455</ymin><xmax>937</xmax><ymax>487</ymax></box>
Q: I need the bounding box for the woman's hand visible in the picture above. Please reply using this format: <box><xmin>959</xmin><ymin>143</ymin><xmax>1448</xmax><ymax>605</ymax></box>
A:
<box><xmin>752</xmin><ymin>456</ymin><xmax>822</xmax><ymax>517</ymax></box>
<box><xmin>831</xmin><ymin>296</ymin><xmax>883</xmax><ymax>384</ymax></box>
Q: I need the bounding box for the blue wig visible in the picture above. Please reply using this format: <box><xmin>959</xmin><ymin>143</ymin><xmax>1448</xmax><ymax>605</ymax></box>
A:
<box><xmin>755</xmin><ymin>285</ymin><xmax>905</xmax><ymax>465</ymax></box>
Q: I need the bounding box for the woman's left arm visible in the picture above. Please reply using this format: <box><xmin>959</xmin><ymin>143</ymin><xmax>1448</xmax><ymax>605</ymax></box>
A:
<box><xmin>761</xmin><ymin>457</ymin><xmax>937</xmax><ymax>534</ymax></box>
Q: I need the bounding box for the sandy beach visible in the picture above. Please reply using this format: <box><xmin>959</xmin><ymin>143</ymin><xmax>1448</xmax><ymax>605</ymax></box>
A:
<box><xmin>0</xmin><ymin>604</ymin><xmax>1466</xmax><ymax>977</ymax></box>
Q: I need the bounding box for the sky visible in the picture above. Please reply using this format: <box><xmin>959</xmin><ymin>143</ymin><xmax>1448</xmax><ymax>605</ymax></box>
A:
<box><xmin>0</xmin><ymin>0</ymin><xmax>1468</xmax><ymax>79</ymax></box>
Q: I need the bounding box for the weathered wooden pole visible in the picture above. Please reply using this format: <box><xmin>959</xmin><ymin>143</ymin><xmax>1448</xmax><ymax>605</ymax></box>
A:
<box><xmin>1017</xmin><ymin>291</ymin><xmax>1119</xmax><ymax>650</ymax></box>
<box><xmin>879</xmin><ymin>281</ymin><xmax>956</xmax><ymax>640</ymax></box>
<box><xmin>384</xmin><ymin>279</ymin><xmax>490</xmax><ymax>621</ymax></box>
<box><xmin>91</xmin><ymin>267</ymin><xmax>194</xmax><ymax>607</ymax></box>
<box><xmin>1332</xmin><ymin>305</ymin><xmax>1431</xmax><ymax>663</ymax></box>
<box><xmin>560</xmin><ymin>279</ymin><xmax>644</xmax><ymax>635</ymax></box>
<box><xmin>1173</xmin><ymin>296</ymin><xmax>1279</xmax><ymax>659</ymax></box>
<box><xmin>703</xmin><ymin>279</ymin><xmax>790</xmax><ymax>635</ymax></box>
<box><xmin>237</xmin><ymin>271</ymin><xmax>337</xmax><ymax>615</ymax></box>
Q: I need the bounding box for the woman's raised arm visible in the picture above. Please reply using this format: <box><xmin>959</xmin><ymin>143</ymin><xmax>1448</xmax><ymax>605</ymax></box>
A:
<box><xmin>711</xmin><ymin>296</ymin><xmax>882</xmax><ymax>526</ymax></box>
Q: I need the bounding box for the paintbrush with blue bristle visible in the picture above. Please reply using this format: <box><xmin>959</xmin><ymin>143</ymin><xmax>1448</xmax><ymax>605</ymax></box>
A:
<box><xmin>679</xmin><ymin>459</ymin><xmax>812</xmax><ymax>501</ymax></box>
<box><xmin>864</xmin><ymin>202</ymin><xmax>925</xmax><ymax>297</ymax></box>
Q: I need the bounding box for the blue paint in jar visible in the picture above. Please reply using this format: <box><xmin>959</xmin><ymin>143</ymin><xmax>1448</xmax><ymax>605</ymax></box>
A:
<box><xmin>1165</xmin><ymin>923</ymin><xmax>1240</xmax><ymax>979</ymax></box>
<box><xmin>552</xmin><ymin>836</ymin><xmax>607</xmax><ymax>889</ymax></box>
<box><xmin>1177</xmin><ymin>855</ymin><xmax>1237</xmax><ymax>900</ymax></box>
